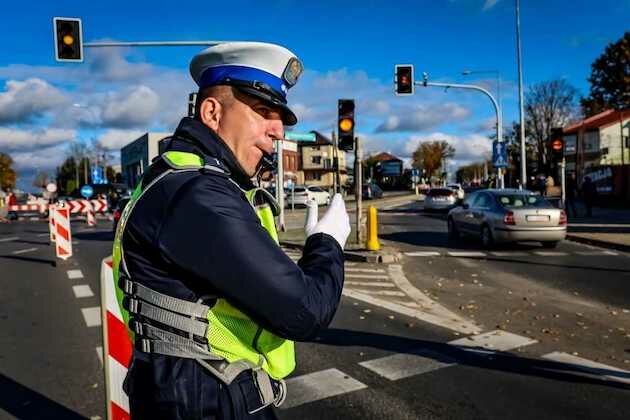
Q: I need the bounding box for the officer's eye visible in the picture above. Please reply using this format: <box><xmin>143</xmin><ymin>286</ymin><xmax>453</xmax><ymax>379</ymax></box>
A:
<box><xmin>253</xmin><ymin>105</ymin><xmax>281</xmax><ymax>121</ymax></box>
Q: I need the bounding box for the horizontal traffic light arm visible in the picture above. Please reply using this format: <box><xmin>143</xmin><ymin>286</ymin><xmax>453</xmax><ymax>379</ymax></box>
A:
<box><xmin>83</xmin><ymin>40</ymin><xmax>230</xmax><ymax>47</ymax></box>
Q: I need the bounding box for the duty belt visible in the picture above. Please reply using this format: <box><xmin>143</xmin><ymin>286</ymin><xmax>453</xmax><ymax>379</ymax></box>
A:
<box><xmin>121</xmin><ymin>276</ymin><xmax>287</xmax><ymax>412</ymax></box>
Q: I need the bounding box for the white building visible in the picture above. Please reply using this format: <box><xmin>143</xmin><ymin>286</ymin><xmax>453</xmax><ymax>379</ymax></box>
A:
<box><xmin>120</xmin><ymin>132</ymin><xmax>171</xmax><ymax>188</ymax></box>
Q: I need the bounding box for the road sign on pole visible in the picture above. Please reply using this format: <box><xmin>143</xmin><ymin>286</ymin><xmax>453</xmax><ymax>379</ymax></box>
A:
<box><xmin>492</xmin><ymin>140</ymin><xmax>508</xmax><ymax>168</ymax></box>
<box><xmin>80</xmin><ymin>185</ymin><xmax>94</xmax><ymax>199</ymax></box>
<box><xmin>284</xmin><ymin>132</ymin><xmax>316</xmax><ymax>142</ymax></box>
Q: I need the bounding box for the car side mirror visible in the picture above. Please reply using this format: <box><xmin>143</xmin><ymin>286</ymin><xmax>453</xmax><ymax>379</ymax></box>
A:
<box><xmin>462</xmin><ymin>203</ymin><xmax>470</xmax><ymax>209</ymax></box>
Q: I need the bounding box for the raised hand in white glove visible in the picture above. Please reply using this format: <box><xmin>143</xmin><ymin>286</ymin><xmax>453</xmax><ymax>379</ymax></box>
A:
<box><xmin>304</xmin><ymin>194</ymin><xmax>351</xmax><ymax>249</ymax></box>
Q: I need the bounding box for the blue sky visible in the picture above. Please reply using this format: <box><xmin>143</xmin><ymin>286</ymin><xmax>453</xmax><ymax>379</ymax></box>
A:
<box><xmin>1</xmin><ymin>0</ymin><xmax>628</xmax><ymax>190</ymax></box>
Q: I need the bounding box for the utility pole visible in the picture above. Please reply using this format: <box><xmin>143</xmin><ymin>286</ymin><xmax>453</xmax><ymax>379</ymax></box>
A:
<box><xmin>516</xmin><ymin>0</ymin><xmax>527</xmax><ymax>189</ymax></box>
<box><xmin>354</xmin><ymin>137</ymin><xmax>362</xmax><ymax>245</ymax></box>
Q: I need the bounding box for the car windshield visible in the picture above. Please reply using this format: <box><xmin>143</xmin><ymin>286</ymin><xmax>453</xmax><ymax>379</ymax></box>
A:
<box><xmin>308</xmin><ymin>187</ymin><xmax>323</xmax><ymax>192</ymax></box>
<box><xmin>495</xmin><ymin>194</ymin><xmax>551</xmax><ymax>208</ymax></box>
<box><xmin>293</xmin><ymin>187</ymin><xmax>306</xmax><ymax>193</ymax></box>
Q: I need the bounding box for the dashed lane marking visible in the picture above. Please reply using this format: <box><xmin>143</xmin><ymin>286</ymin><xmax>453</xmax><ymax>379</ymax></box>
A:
<box><xmin>541</xmin><ymin>351</ymin><xmax>630</xmax><ymax>385</ymax></box>
<box><xmin>447</xmin><ymin>251</ymin><xmax>487</xmax><ymax>257</ymax></box>
<box><xmin>345</xmin><ymin>281</ymin><xmax>396</xmax><ymax>287</ymax></box>
<box><xmin>81</xmin><ymin>307</ymin><xmax>102</xmax><ymax>327</ymax></box>
<box><xmin>575</xmin><ymin>250</ymin><xmax>619</xmax><ymax>256</ymax></box>
<box><xmin>36</xmin><ymin>233</ymin><xmax>49</xmax><ymax>237</ymax></box>
<box><xmin>96</xmin><ymin>346</ymin><xmax>103</xmax><ymax>366</ymax></box>
<box><xmin>359</xmin><ymin>349</ymin><xmax>455</xmax><ymax>381</ymax></box>
<box><xmin>346</xmin><ymin>274</ymin><xmax>389</xmax><ymax>280</ymax></box>
<box><xmin>533</xmin><ymin>251</ymin><xmax>568</xmax><ymax>256</ymax></box>
<box><xmin>0</xmin><ymin>236</ymin><xmax>19</xmax><ymax>242</ymax></box>
<box><xmin>73</xmin><ymin>285</ymin><xmax>95</xmax><ymax>298</ymax></box>
<box><xmin>67</xmin><ymin>269</ymin><xmax>84</xmax><ymax>280</ymax></box>
<box><xmin>490</xmin><ymin>251</ymin><xmax>528</xmax><ymax>257</ymax></box>
<box><xmin>345</xmin><ymin>267</ymin><xmax>386</xmax><ymax>273</ymax></box>
<box><xmin>404</xmin><ymin>251</ymin><xmax>441</xmax><ymax>257</ymax></box>
<box><xmin>280</xmin><ymin>368</ymin><xmax>367</xmax><ymax>409</ymax></box>
<box><xmin>449</xmin><ymin>330</ymin><xmax>537</xmax><ymax>352</ymax></box>
<box><xmin>11</xmin><ymin>247</ymin><xmax>37</xmax><ymax>255</ymax></box>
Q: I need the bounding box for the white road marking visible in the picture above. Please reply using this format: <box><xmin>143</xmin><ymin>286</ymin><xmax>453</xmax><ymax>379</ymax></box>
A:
<box><xmin>345</xmin><ymin>281</ymin><xmax>396</xmax><ymax>287</ymax></box>
<box><xmin>449</xmin><ymin>330</ymin><xmax>537</xmax><ymax>352</ymax></box>
<box><xmin>73</xmin><ymin>285</ymin><xmax>94</xmax><ymax>298</ymax></box>
<box><xmin>352</xmin><ymin>289</ymin><xmax>406</xmax><ymax>297</ymax></box>
<box><xmin>405</xmin><ymin>251</ymin><xmax>441</xmax><ymax>257</ymax></box>
<box><xmin>359</xmin><ymin>349</ymin><xmax>455</xmax><ymax>380</ymax></box>
<box><xmin>456</xmin><ymin>258</ymin><xmax>479</xmax><ymax>268</ymax></box>
<box><xmin>534</xmin><ymin>251</ymin><xmax>568</xmax><ymax>256</ymax></box>
<box><xmin>575</xmin><ymin>251</ymin><xmax>619</xmax><ymax>256</ymax></box>
<box><xmin>490</xmin><ymin>251</ymin><xmax>528</xmax><ymax>257</ymax></box>
<box><xmin>81</xmin><ymin>307</ymin><xmax>102</xmax><ymax>327</ymax></box>
<box><xmin>448</xmin><ymin>251</ymin><xmax>487</xmax><ymax>257</ymax></box>
<box><xmin>344</xmin><ymin>262</ymin><xmax>357</xmax><ymax>267</ymax></box>
<box><xmin>0</xmin><ymin>236</ymin><xmax>19</xmax><ymax>242</ymax></box>
<box><xmin>96</xmin><ymin>346</ymin><xmax>103</xmax><ymax>366</ymax></box>
<box><xmin>36</xmin><ymin>233</ymin><xmax>49</xmax><ymax>237</ymax></box>
<box><xmin>343</xmin><ymin>265</ymin><xmax>480</xmax><ymax>334</ymax></box>
<box><xmin>281</xmin><ymin>368</ymin><xmax>367</xmax><ymax>409</ymax></box>
<box><xmin>346</xmin><ymin>274</ymin><xmax>389</xmax><ymax>279</ymax></box>
<box><xmin>67</xmin><ymin>269</ymin><xmax>84</xmax><ymax>280</ymax></box>
<box><xmin>11</xmin><ymin>247</ymin><xmax>37</xmax><ymax>255</ymax></box>
<box><xmin>345</xmin><ymin>267</ymin><xmax>386</xmax><ymax>273</ymax></box>
<box><xmin>542</xmin><ymin>352</ymin><xmax>630</xmax><ymax>385</ymax></box>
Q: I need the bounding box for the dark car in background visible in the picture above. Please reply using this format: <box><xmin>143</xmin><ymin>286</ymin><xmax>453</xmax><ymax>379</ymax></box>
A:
<box><xmin>362</xmin><ymin>184</ymin><xmax>383</xmax><ymax>200</ymax></box>
<box><xmin>112</xmin><ymin>197</ymin><xmax>131</xmax><ymax>232</ymax></box>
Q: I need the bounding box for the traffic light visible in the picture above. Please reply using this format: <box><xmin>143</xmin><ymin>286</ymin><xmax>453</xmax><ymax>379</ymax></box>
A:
<box><xmin>549</xmin><ymin>128</ymin><xmax>564</xmax><ymax>161</ymax></box>
<box><xmin>54</xmin><ymin>17</ymin><xmax>83</xmax><ymax>62</ymax></box>
<box><xmin>338</xmin><ymin>99</ymin><xmax>355</xmax><ymax>151</ymax></box>
<box><xmin>394</xmin><ymin>64</ymin><xmax>414</xmax><ymax>95</ymax></box>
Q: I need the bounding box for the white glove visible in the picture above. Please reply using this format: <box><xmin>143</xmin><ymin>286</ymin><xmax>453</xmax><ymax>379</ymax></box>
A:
<box><xmin>304</xmin><ymin>194</ymin><xmax>351</xmax><ymax>249</ymax></box>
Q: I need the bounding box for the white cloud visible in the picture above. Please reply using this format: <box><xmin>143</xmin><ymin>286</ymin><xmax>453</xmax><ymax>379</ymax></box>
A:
<box><xmin>11</xmin><ymin>143</ymin><xmax>69</xmax><ymax>171</ymax></box>
<box><xmin>375</xmin><ymin>103</ymin><xmax>471</xmax><ymax>133</ymax></box>
<box><xmin>482</xmin><ymin>0</ymin><xmax>499</xmax><ymax>11</ymax></box>
<box><xmin>0</xmin><ymin>127</ymin><xmax>75</xmax><ymax>151</ymax></box>
<box><xmin>101</xmin><ymin>85</ymin><xmax>160</xmax><ymax>128</ymax></box>
<box><xmin>0</xmin><ymin>78</ymin><xmax>68</xmax><ymax>123</ymax></box>
<box><xmin>97</xmin><ymin>129</ymin><xmax>146</xmax><ymax>150</ymax></box>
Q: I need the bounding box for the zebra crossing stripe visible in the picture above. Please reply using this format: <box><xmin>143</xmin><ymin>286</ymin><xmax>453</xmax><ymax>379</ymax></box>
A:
<box><xmin>359</xmin><ymin>349</ymin><xmax>456</xmax><ymax>380</ymax></box>
<box><xmin>404</xmin><ymin>251</ymin><xmax>441</xmax><ymax>257</ymax></box>
<box><xmin>345</xmin><ymin>281</ymin><xmax>396</xmax><ymax>287</ymax></box>
<box><xmin>346</xmin><ymin>274</ymin><xmax>389</xmax><ymax>279</ymax></box>
<box><xmin>280</xmin><ymin>368</ymin><xmax>367</xmax><ymax>409</ymax></box>
<box><xmin>490</xmin><ymin>252</ymin><xmax>528</xmax><ymax>257</ymax></box>
<box><xmin>534</xmin><ymin>251</ymin><xmax>568</xmax><ymax>256</ymax></box>
<box><xmin>541</xmin><ymin>352</ymin><xmax>630</xmax><ymax>385</ymax></box>
<box><xmin>447</xmin><ymin>251</ymin><xmax>487</xmax><ymax>257</ymax></box>
<box><xmin>575</xmin><ymin>251</ymin><xmax>619</xmax><ymax>256</ymax></box>
<box><xmin>345</xmin><ymin>267</ymin><xmax>386</xmax><ymax>273</ymax></box>
<box><xmin>352</xmin><ymin>289</ymin><xmax>406</xmax><ymax>297</ymax></box>
<box><xmin>449</xmin><ymin>330</ymin><xmax>537</xmax><ymax>352</ymax></box>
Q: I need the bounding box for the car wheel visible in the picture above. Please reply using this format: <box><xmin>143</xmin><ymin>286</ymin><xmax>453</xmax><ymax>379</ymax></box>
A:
<box><xmin>541</xmin><ymin>241</ymin><xmax>559</xmax><ymax>249</ymax></box>
<box><xmin>480</xmin><ymin>224</ymin><xmax>494</xmax><ymax>249</ymax></box>
<box><xmin>447</xmin><ymin>218</ymin><xmax>460</xmax><ymax>241</ymax></box>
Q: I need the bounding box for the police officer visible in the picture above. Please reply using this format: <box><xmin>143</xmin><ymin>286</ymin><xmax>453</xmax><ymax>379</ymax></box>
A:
<box><xmin>113</xmin><ymin>42</ymin><xmax>350</xmax><ymax>419</ymax></box>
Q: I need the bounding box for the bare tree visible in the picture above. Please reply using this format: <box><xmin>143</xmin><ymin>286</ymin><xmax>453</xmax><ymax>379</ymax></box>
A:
<box><xmin>412</xmin><ymin>140</ymin><xmax>456</xmax><ymax>179</ymax></box>
<box><xmin>525</xmin><ymin>79</ymin><xmax>578</xmax><ymax>173</ymax></box>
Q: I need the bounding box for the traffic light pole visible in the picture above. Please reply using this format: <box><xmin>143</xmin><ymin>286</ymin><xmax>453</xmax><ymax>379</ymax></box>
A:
<box><xmin>355</xmin><ymin>137</ymin><xmax>362</xmax><ymax>245</ymax></box>
<box><xmin>417</xmin><ymin>77</ymin><xmax>504</xmax><ymax>189</ymax></box>
<box><xmin>83</xmin><ymin>40</ymin><xmax>228</xmax><ymax>47</ymax></box>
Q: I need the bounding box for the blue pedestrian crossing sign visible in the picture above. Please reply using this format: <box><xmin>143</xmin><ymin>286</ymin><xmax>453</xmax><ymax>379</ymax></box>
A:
<box><xmin>492</xmin><ymin>140</ymin><xmax>508</xmax><ymax>168</ymax></box>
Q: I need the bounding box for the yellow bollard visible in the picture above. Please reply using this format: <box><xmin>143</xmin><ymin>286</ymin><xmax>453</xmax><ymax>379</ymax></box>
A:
<box><xmin>366</xmin><ymin>205</ymin><xmax>380</xmax><ymax>251</ymax></box>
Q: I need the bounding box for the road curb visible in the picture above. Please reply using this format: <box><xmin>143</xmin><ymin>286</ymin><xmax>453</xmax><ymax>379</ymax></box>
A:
<box><xmin>280</xmin><ymin>241</ymin><xmax>402</xmax><ymax>264</ymax></box>
<box><xmin>566</xmin><ymin>234</ymin><xmax>630</xmax><ymax>253</ymax></box>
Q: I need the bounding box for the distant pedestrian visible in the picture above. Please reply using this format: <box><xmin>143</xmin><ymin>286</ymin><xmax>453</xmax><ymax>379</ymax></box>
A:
<box><xmin>582</xmin><ymin>176</ymin><xmax>597</xmax><ymax>217</ymax></box>
<box><xmin>7</xmin><ymin>190</ymin><xmax>17</xmax><ymax>221</ymax></box>
<box><xmin>565</xmin><ymin>172</ymin><xmax>578</xmax><ymax>218</ymax></box>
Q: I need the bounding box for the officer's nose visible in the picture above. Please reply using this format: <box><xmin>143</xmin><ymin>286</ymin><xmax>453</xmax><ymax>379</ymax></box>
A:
<box><xmin>267</xmin><ymin>119</ymin><xmax>284</xmax><ymax>142</ymax></box>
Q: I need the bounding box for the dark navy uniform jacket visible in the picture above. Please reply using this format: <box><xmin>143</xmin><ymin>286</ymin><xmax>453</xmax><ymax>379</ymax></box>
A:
<box><xmin>123</xmin><ymin>117</ymin><xmax>344</xmax><ymax>419</ymax></box>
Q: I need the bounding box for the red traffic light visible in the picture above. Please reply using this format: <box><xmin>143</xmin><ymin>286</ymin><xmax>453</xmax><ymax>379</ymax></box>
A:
<box><xmin>551</xmin><ymin>139</ymin><xmax>563</xmax><ymax>151</ymax></box>
<box><xmin>395</xmin><ymin>64</ymin><xmax>414</xmax><ymax>95</ymax></box>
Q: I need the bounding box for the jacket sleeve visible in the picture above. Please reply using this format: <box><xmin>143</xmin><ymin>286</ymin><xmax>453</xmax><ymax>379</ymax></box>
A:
<box><xmin>157</xmin><ymin>176</ymin><xmax>344</xmax><ymax>341</ymax></box>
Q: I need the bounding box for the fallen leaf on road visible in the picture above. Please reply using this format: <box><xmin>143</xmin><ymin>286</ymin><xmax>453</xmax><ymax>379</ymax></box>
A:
<box><xmin>363</xmin><ymin>309</ymin><xmax>371</xmax><ymax>313</ymax></box>
<box><xmin>611</xmin><ymin>311</ymin><xmax>618</xmax><ymax>316</ymax></box>
<box><xmin>554</xmin><ymin>314</ymin><xmax>560</xmax><ymax>318</ymax></box>
<box><xmin>388</xmin><ymin>315</ymin><xmax>395</xmax><ymax>320</ymax></box>
<box><xmin>359</xmin><ymin>316</ymin><xmax>365</xmax><ymax>320</ymax></box>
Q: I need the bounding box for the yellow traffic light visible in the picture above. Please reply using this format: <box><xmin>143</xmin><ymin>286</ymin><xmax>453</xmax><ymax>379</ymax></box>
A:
<box><xmin>54</xmin><ymin>17</ymin><xmax>83</xmax><ymax>62</ymax></box>
<box><xmin>63</xmin><ymin>35</ymin><xmax>75</xmax><ymax>46</ymax></box>
<box><xmin>339</xmin><ymin>118</ymin><xmax>353</xmax><ymax>133</ymax></box>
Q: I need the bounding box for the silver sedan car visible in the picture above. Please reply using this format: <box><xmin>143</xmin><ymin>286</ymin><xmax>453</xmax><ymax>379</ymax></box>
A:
<box><xmin>424</xmin><ymin>188</ymin><xmax>458</xmax><ymax>212</ymax></box>
<box><xmin>447</xmin><ymin>189</ymin><xmax>567</xmax><ymax>248</ymax></box>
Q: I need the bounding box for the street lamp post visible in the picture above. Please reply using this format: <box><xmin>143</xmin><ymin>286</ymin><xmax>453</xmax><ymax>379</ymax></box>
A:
<box><xmin>418</xmin><ymin>73</ymin><xmax>504</xmax><ymax>188</ymax></box>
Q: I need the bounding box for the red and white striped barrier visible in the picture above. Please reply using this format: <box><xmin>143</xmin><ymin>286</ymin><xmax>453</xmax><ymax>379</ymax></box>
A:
<box><xmin>64</xmin><ymin>199</ymin><xmax>108</xmax><ymax>214</ymax></box>
<box><xmin>101</xmin><ymin>256</ymin><xmax>132</xmax><ymax>420</ymax></box>
<box><xmin>87</xmin><ymin>202</ymin><xmax>97</xmax><ymax>226</ymax></box>
<box><xmin>54</xmin><ymin>205</ymin><xmax>72</xmax><ymax>260</ymax></box>
<box><xmin>9</xmin><ymin>204</ymin><xmax>47</xmax><ymax>213</ymax></box>
<box><xmin>48</xmin><ymin>205</ymin><xmax>56</xmax><ymax>242</ymax></box>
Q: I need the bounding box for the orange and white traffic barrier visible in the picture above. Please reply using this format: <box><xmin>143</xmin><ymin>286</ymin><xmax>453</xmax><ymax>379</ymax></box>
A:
<box><xmin>87</xmin><ymin>202</ymin><xmax>96</xmax><ymax>226</ymax></box>
<box><xmin>48</xmin><ymin>205</ymin><xmax>56</xmax><ymax>242</ymax></box>
<box><xmin>54</xmin><ymin>204</ymin><xmax>72</xmax><ymax>260</ymax></box>
<box><xmin>100</xmin><ymin>256</ymin><xmax>132</xmax><ymax>420</ymax></box>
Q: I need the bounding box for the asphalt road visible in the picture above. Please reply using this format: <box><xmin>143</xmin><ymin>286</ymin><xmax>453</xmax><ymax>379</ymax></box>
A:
<box><xmin>1</xmin><ymin>209</ymin><xmax>630</xmax><ymax>419</ymax></box>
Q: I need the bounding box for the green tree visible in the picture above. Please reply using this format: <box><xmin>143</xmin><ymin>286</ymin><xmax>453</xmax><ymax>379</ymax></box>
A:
<box><xmin>412</xmin><ymin>140</ymin><xmax>455</xmax><ymax>178</ymax></box>
<box><xmin>0</xmin><ymin>153</ymin><xmax>17</xmax><ymax>190</ymax></box>
<box><xmin>581</xmin><ymin>32</ymin><xmax>630</xmax><ymax>117</ymax></box>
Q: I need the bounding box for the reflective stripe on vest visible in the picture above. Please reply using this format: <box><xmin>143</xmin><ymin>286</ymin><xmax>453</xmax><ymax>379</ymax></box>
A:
<box><xmin>112</xmin><ymin>150</ymin><xmax>295</xmax><ymax>380</ymax></box>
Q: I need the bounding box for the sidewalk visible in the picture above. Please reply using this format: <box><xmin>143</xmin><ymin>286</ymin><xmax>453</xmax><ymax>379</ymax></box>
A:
<box><xmin>566</xmin><ymin>202</ymin><xmax>630</xmax><ymax>251</ymax></box>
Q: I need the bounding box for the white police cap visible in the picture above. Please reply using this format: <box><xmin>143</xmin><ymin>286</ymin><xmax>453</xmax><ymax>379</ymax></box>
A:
<box><xmin>190</xmin><ymin>42</ymin><xmax>303</xmax><ymax>126</ymax></box>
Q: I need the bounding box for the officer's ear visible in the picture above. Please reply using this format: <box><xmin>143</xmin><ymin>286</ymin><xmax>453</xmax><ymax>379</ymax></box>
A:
<box><xmin>199</xmin><ymin>96</ymin><xmax>223</xmax><ymax>131</ymax></box>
